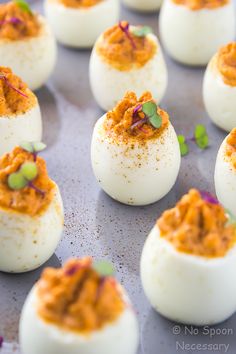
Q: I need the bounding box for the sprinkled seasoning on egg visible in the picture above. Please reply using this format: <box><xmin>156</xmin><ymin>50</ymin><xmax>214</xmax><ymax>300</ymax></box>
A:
<box><xmin>19</xmin><ymin>258</ymin><xmax>139</xmax><ymax>354</ymax></box>
<box><xmin>203</xmin><ymin>42</ymin><xmax>236</xmax><ymax>131</ymax></box>
<box><xmin>159</xmin><ymin>0</ymin><xmax>236</xmax><ymax>65</ymax></box>
<box><xmin>44</xmin><ymin>0</ymin><xmax>119</xmax><ymax>48</ymax></box>
<box><xmin>0</xmin><ymin>143</ymin><xmax>64</xmax><ymax>273</ymax></box>
<box><xmin>90</xmin><ymin>22</ymin><xmax>168</xmax><ymax>111</ymax></box>
<box><xmin>141</xmin><ymin>189</ymin><xmax>236</xmax><ymax>326</ymax></box>
<box><xmin>0</xmin><ymin>1</ymin><xmax>56</xmax><ymax>90</ymax></box>
<box><xmin>91</xmin><ymin>91</ymin><xmax>180</xmax><ymax>206</ymax></box>
<box><xmin>0</xmin><ymin>66</ymin><xmax>42</xmax><ymax>156</ymax></box>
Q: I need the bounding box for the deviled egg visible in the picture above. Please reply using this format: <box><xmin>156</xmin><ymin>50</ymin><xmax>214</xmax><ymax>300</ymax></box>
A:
<box><xmin>215</xmin><ymin>129</ymin><xmax>236</xmax><ymax>216</ymax></box>
<box><xmin>0</xmin><ymin>66</ymin><xmax>42</xmax><ymax>156</ymax></box>
<box><xmin>0</xmin><ymin>143</ymin><xmax>64</xmax><ymax>273</ymax></box>
<box><xmin>203</xmin><ymin>42</ymin><xmax>236</xmax><ymax>132</ymax></box>
<box><xmin>122</xmin><ymin>0</ymin><xmax>162</xmax><ymax>12</ymax></box>
<box><xmin>159</xmin><ymin>0</ymin><xmax>236</xmax><ymax>65</ymax></box>
<box><xmin>90</xmin><ymin>22</ymin><xmax>168</xmax><ymax>111</ymax></box>
<box><xmin>141</xmin><ymin>189</ymin><xmax>236</xmax><ymax>325</ymax></box>
<box><xmin>0</xmin><ymin>0</ymin><xmax>56</xmax><ymax>90</ymax></box>
<box><xmin>91</xmin><ymin>91</ymin><xmax>180</xmax><ymax>206</ymax></box>
<box><xmin>20</xmin><ymin>257</ymin><xmax>139</xmax><ymax>354</ymax></box>
<box><xmin>45</xmin><ymin>0</ymin><xmax>119</xmax><ymax>48</ymax></box>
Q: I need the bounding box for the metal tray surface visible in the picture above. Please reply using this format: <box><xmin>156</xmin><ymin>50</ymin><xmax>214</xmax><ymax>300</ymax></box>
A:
<box><xmin>0</xmin><ymin>1</ymin><xmax>235</xmax><ymax>353</ymax></box>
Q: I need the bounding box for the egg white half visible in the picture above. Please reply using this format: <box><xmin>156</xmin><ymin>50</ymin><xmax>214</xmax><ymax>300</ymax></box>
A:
<box><xmin>141</xmin><ymin>225</ymin><xmax>236</xmax><ymax>325</ymax></box>
<box><xmin>0</xmin><ymin>16</ymin><xmax>57</xmax><ymax>90</ymax></box>
<box><xmin>122</xmin><ymin>0</ymin><xmax>162</xmax><ymax>12</ymax></box>
<box><xmin>203</xmin><ymin>55</ymin><xmax>236</xmax><ymax>132</ymax></box>
<box><xmin>19</xmin><ymin>284</ymin><xmax>139</xmax><ymax>354</ymax></box>
<box><xmin>0</xmin><ymin>184</ymin><xmax>64</xmax><ymax>273</ymax></box>
<box><xmin>215</xmin><ymin>136</ymin><xmax>236</xmax><ymax>216</ymax></box>
<box><xmin>44</xmin><ymin>0</ymin><xmax>119</xmax><ymax>48</ymax></box>
<box><xmin>159</xmin><ymin>0</ymin><xmax>236</xmax><ymax>65</ymax></box>
<box><xmin>91</xmin><ymin>114</ymin><xmax>180</xmax><ymax>206</ymax></box>
<box><xmin>0</xmin><ymin>102</ymin><xmax>42</xmax><ymax>156</ymax></box>
<box><xmin>90</xmin><ymin>32</ymin><xmax>168</xmax><ymax>111</ymax></box>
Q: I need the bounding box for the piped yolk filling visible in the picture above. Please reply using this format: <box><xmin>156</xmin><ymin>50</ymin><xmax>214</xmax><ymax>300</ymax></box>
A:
<box><xmin>104</xmin><ymin>91</ymin><xmax>169</xmax><ymax>142</ymax></box>
<box><xmin>158</xmin><ymin>189</ymin><xmax>236</xmax><ymax>258</ymax></box>
<box><xmin>172</xmin><ymin>0</ymin><xmax>229</xmax><ymax>10</ymax></box>
<box><xmin>0</xmin><ymin>147</ymin><xmax>55</xmax><ymax>216</ymax></box>
<box><xmin>0</xmin><ymin>67</ymin><xmax>36</xmax><ymax>116</ymax></box>
<box><xmin>37</xmin><ymin>258</ymin><xmax>124</xmax><ymax>334</ymax></box>
<box><xmin>226</xmin><ymin>128</ymin><xmax>236</xmax><ymax>169</ymax></box>
<box><xmin>58</xmin><ymin>0</ymin><xmax>102</xmax><ymax>8</ymax></box>
<box><xmin>0</xmin><ymin>2</ymin><xmax>40</xmax><ymax>40</ymax></box>
<box><xmin>96</xmin><ymin>22</ymin><xmax>157</xmax><ymax>71</ymax></box>
<box><xmin>217</xmin><ymin>42</ymin><xmax>236</xmax><ymax>87</ymax></box>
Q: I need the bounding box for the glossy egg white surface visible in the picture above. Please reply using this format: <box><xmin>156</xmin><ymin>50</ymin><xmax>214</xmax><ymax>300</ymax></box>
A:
<box><xmin>215</xmin><ymin>135</ymin><xmax>236</xmax><ymax>216</ymax></box>
<box><xmin>122</xmin><ymin>0</ymin><xmax>162</xmax><ymax>12</ymax></box>
<box><xmin>90</xmin><ymin>32</ymin><xmax>168</xmax><ymax>111</ymax></box>
<box><xmin>91</xmin><ymin>114</ymin><xmax>180</xmax><ymax>206</ymax></box>
<box><xmin>44</xmin><ymin>0</ymin><xmax>119</xmax><ymax>48</ymax></box>
<box><xmin>159</xmin><ymin>0</ymin><xmax>236</xmax><ymax>65</ymax></box>
<box><xmin>0</xmin><ymin>103</ymin><xmax>42</xmax><ymax>157</ymax></box>
<box><xmin>0</xmin><ymin>16</ymin><xmax>57</xmax><ymax>90</ymax></box>
<box><xmin>19</xmin><ymin>285</ymin><xmax>139</xmax><ymax>354</ymax></box>
<box><xmin>203</xmin><ymin>54</ymin><xmax>236</xmax><ymax>132</ymax></box>
<box><xmin>0</xmin><ymin>184</ymin><xmax>64</xmax><ymax>273</ymax></box>
<box><xmin>141</xmin><ymin>225</ymin><xmax>236</xmax><ymax>325</ymax></box>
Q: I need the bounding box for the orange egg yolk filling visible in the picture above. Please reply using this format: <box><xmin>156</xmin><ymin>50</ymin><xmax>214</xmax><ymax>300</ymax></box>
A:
<box><xmin>172</xmin><ymin>0</ymin><xmax>229</xmax><ymax>10</ymax></box>
<box><xmin>217</xmin><ymin>42</ymin><xmax>236</xmax><ymax>87</ymax></box>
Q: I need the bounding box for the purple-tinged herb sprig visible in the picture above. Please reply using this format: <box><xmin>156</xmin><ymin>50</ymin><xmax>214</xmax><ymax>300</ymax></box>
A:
<box><xmin>0</xmin><ymin>336</ymin><xmax>3</xmax><ymax>348</ymax></box>
<box><xmin>7</xmin><ymin>142</ymin><xmax>47</xmax><ymax>196</ymax></box>
<box><xmin>0</xmin><ymin>72</ymin><xmax>28</xmax><ymax>98</ymax></box>
<box><xmin>200</xmin><ymin>191</ymin><xmax>236</xmax><ymax>227</ymax></box>
<box><xmin>131</xmin><ymin>101</ymin><xmax>162</xmax><ymax>131</ymax></box>
<box><xmin>0</xmin><ymin>17</ymin><xmax>23</xmax><ymax>27</ymax></box>
<box><xmin>20</xmin><ymin>141</ymin><xmax>46</xmax><ymax>161</ymax></box>
<box><xmin>119</xmin><ymin>21</ymin><xmax>136</xmax><ymax>49</ymax></box>
<box><xmin>178</xmin><ymin>124</ymin><xmax>209</xmax><ymax>157</ymax></box>
<box><xmin>132</xmin><ymin>25</ymin><xmax>153</xmax><ymax>38</ymax></box>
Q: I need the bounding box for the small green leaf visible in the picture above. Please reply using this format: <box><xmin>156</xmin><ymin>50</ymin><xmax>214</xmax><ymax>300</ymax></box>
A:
<box><xmin>33</xmin><ymin>142</ymin><xmax>47</xmax><ymax>153</ymax></box>
<box><xmin>20</xmin><ymin>162</ymin><xmax>38</xmax><ymax>181</ymax></box>
<box><xmin>20</xmin><ymin>141</ymin><xmax>34</xmax><ymax>153</ymax></box>
<box><xmin>149</xmin><ymin>113</ymin><xmax>162</xmax><ymax>128</ymax></box>
<box><xmin>8</xmin><ymin>172</ymin><xmax>28</xmax><ymax>190</ymax></box>
<box><xmin>178</xmin><ymin>135</ymin><xmax>189</xmax><ymax>156</ymax></box>
<box><xmin>132</xmin><ymin>26</ymin><xmax>153</xmax><ymax>37</ymax></box>
<box><xmin>178</xmin><ymin>135</ymin><xmax>185</xmax><ymax>144</ymax></box>
<box><xmin>93</xmin><ymin>260</ymin><xmax>115</xmax><ymax>277</ymax></box>
<box><xmin>196</xmin><ymin>135</ymin><xmax>209</xmax><ymax>150</ymax></box>
<box><xmin>14</xmin><ymin>0</ymin><xmax>32</xmax><ymax>13</ymax></box>
<box><xmin>194</xmin><ymin>124</ymin><xmax>206</xmax><ymax>139</ymax></box>
<box><xmin>225</xmin><ymin>209</ymin><xmax>236</xmax><ymax>226</ymax></box>
<box><xmin>180</xmin><ymin>142</ymin><xmax>189</xmax><ymax>156</ymax></box>
<box><xmin>142</xmin><ymin>101</ymin><xmax>157</xmax><ymax>117</ymax></box>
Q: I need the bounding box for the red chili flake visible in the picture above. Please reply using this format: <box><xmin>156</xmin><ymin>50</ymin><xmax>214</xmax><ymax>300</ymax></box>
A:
<box><xmin>200</xmin><ymin>191</ymin><xmax>219</xmax><ymax>205</ymax></box>
<box><xmin>65</xmin><ymin>258</ymin><xmax>92</xmax><ymax>276</ymax></box>
<box><xmin>119</xmin><ymin>22</ymin><xmax>136</xmax><ymax>49</ymax></box>
<box><xmin>0</xmin><ymin>73</ymin><xmax>28</xmax><ymax>98</ymax></box>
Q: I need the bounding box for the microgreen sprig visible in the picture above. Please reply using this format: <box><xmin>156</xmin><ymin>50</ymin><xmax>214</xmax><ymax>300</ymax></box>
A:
<box><xmin>119</xmin><ymin>21</ymin><xmax>136</xmax><ymax>49</ymax></box>
<box><xmin>131</xmin><ymin>101</ymin><xmax>162</xmax><ymax>131</ymax></box>
<box><xmin>93</xmin><ymin>260</ymin><xmax>115</xmax><ymax>277</ymax></box>
<box><xmin>132</xmin><ymin>26</ymin><xmax>153</xmax><ymax>38</ymax></box>
<box><xmin>0</xmin><ymin>336</ymin><xmax>3</xmax><ymax>348</ymax></box>
<box><xmin>0</xmin><ymin>73</ymin><xmax>28</xmax><ymax>98</ymax></box>
<box><xmin>178</xmin><ymin>124</ymin><xmax>209</xmax><ymax>157</ymax></box>
<box><xmin>20</xmin><ymin>141</ymin><xmax>46</xmax><ymax>161</ymax></box>
<box><xmin>14</xmin><ymin>0</ymin><xmax>32</xmax><ymax>14</ymax></box>
<box><xmin>0</xmin><ymin>17</ymin><xmax>23</xmax><ymax>27</ymax></box>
